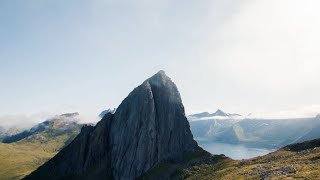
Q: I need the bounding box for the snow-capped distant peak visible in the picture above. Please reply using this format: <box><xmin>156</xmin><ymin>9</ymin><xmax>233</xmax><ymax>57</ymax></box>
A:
<box><xmin>212</xmin><ymin>109</ymin><xmax>228</xmax><ymax>116</ymax></box>
<box><xmin>188</xmin><ymin>109</ymin><xmax>242</xmax><ymax>121</ymax></box>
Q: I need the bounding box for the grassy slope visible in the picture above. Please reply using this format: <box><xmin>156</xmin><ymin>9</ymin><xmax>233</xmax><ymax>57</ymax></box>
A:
<box><xmin>139</xmin><ymin>151</ymin><xmax>232</xmax><ymax>180</ymax></box>
<box><xmin>1</xmin><ymin>124</ymin><xmax>319</xmax><ymax>180</ymax></box>
<box><xmin>120</xmin><ymin>139</ymin><xmax>320</xmax><ymax>180</ymax></box>
<box><xmin>181</xmin><ymin>142</ymin><xmax>320</xmax><ymax>179</ymax></box>
<box><xmin>0</xmin><ymin>142</ymin><xmax>53</xmax><ymax>180</ymax></box>
<box><xmin>0</xmin><ymin>131</ymin><xmax>80</xmax><ymax>180</ymax></box>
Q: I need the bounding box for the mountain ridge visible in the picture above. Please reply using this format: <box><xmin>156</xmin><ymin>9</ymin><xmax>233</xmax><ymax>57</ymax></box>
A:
<box><xmin>189</xmin><ymin>114</ymin><xmax>320</xmax><ymax>150</ymax></box>
<box><xmin>0</xmin><ymin>113</ymin><xmax>83</xmax><ymax>180</ymax></box>
<box><xmin>189</xmin><ymin>109</ymin><xmax>241</xmax><ymax>119</ymax></box>
<box><xmin>2</xmin><ymin>112</ymin><xmax>81</xmax><ymax>144</ymax></box>
<box><xmin>25</xmin><ymin>71</ymin><xmax>203</xmax><ymax>180</ymax></box>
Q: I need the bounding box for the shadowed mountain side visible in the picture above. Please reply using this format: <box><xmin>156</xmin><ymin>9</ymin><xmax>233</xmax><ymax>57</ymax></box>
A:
<box><xmin>23</xmin><ymin>114</ymin><xmax>113</xmax><ymax>180</ymax></box>
<box><xmin>283</xmin><ymin>138</ymin><xmax>320</xmax><ymax>152</ymax></box>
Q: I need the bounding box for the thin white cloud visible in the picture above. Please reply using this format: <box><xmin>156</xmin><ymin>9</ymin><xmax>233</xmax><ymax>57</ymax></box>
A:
<box><xmin>248</xmin><ymin>105</ymin><xmax>320</xmax><ymax>119</ymax></box>
<box><xmin>0</xmin><ymin>113</ymin><xmax>52</xmax><ymax>129</ymax></box>
<box><xmin>1</xmin><ymin>0</ymin><xmax>320</xmax><ymax>120</ymax></box>
<box><xmin>212</xmin><ymin>0</ymin><xmax>320</xmax><ymax>88</ymax></box>
<box><xmin>0</xmin><ymin>112</ymin><xmax>101</xmax><ymax>129</ymax></box>
<box><xmin>176</xmin><ymin>0</ymin><xmax>320</xmax><ymax>114</ymax></box>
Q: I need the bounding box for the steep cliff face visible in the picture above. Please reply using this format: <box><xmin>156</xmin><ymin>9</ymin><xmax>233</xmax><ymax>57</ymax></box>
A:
<box><xmin>109</xmin><ymin>70</ymin><xmax>199</xmax><ymax>179</ymax></box>
<box><xmin>25</xmin><ymin>71</ymin><xmax>201</xmax><ymax>180</ymax></box>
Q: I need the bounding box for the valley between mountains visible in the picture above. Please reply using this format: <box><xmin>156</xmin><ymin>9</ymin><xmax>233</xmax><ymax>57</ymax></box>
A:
<box><xmin>0</xmin><ymin>71</ymin><xmax>319</xmax><ymax>180</ymax></box>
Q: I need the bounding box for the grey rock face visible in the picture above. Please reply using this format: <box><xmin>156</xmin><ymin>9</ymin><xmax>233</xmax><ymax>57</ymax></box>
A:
<box><xmin>25</xmin><ymin>71</ymin><xmax>201</xmax><ymax>180</ymax></box>
<box><xmin>110</xmin><ymin>70</ymin><xmax>199</xmax><ymax>179</ymax></box>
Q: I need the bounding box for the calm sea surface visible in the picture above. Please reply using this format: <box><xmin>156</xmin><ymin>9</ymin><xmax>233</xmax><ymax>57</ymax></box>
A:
<box><xmin>198</xmin><ymin>142</ymin><xmax>276</xmax><ymax>160</ymax></box>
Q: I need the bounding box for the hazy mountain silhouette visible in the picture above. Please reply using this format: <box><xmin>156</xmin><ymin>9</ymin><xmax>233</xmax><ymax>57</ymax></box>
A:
<box><xmin>2</xmin><ymin>113</ymin><xmax>81</xmax><ymax>143</ymax></box>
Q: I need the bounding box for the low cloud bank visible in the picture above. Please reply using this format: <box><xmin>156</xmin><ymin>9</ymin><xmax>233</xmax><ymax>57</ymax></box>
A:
<box><xmin>188</xmin><ymin>105</ymin><xmax>320</xmax><ymax>120</ymax></box>
<box><xmin>0</xmin><ymin>113</ymin><xmax>54</xmax><ymax>130</ymax></box>
<box><xmin>0</xmin><ymin>112</ymin><xmax>102</xmax><ymax>130</ymax></box>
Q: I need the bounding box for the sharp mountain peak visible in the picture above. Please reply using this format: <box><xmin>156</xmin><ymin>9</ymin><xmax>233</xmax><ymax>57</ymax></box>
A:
<box><xmin>25</xmin><ymin>71</ymin><xmax>202</xmax><ymax>180</ymax></box>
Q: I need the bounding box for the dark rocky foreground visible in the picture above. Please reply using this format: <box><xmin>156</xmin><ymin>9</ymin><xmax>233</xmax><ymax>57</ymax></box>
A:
<box><xmin>24</xmin><ymin>71</ymin><xmax>204</xmax><ymax>180</ymax></box>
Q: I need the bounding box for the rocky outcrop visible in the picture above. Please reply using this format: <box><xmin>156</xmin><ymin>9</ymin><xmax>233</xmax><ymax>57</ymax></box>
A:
<box><xmin>25</xmin><ymin>71</ymin><xmax>202</xmax><ymax>180</ymax></box>
<box><xmin>99</xmin><ymin>108</ymin><xmax>116</xmax><ymax>118</ymax></box>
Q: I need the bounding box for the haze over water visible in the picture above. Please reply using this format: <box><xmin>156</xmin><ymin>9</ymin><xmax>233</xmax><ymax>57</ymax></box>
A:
<box><xmin>199</xmin><ymin>142</ymin><xmax>276</xmax><ymax>160</ymax></box>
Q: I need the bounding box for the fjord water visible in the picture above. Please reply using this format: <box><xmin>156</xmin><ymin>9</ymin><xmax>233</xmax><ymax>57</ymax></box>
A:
<box><xmin>198</xmin><ymin>141</ymin><xmax>276</xmax><ymax>160</ymax></box>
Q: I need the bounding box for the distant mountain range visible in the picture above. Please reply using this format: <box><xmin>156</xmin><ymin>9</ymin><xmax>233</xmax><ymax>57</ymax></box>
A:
<box><xmin>2</xmin><ymin>112</ymin><xmax>82</xmax><ymax>144</ymax></box>
<box><xmin>0</xmin><ymin>126</ymin><xmax>23</xmax><ymax>141</ymax></box>
<box><xmin>0</xmin><ymin>112</ymin><xmax>84</xmax><ymax>179</ymax></box>
<box><xmin>1</xmin><ymin>71</ymin><xmax>320</xmax><ymax>179</ymax></box>
<box><xmin>188</xmin><ymin>109</ymin><xmax>241</xmax><ymax>120</ymax></box>
<box><xmin>0</xmin><ymin>110</ymin><xmax>124</xmax><ymax>179</ymax></box>
<box><xmin>188</xmin><ymin>110</ymin><xmax>320</xmax><ymax>148</ymax></box>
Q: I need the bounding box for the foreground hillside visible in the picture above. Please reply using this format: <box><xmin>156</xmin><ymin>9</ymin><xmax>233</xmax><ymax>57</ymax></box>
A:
<box><xmin>0</xmin><ymin>114</ymin><xmax>81</xmax><ymax>180</ymax></box>
<box><xmin>23</xmin><ymin>72</ymin><xmax>320</xmax><ymax>180</ymax></box>
<box><xmin>0</xmin><ymin>140</ymin><xmax>61</xmax><ymax>179</ymax></box>
<box><xmin>180</xmin><ymin>139</ymin><xmax>320</xmax><ymax>179</ymax></box>
<box><xmin>0</xmin><ymin>136</ymin><xmax>77</xmax><ymax>179</ymax></box>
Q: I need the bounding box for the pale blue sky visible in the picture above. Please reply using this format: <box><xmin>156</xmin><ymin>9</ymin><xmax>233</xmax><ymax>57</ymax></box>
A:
<box><xmin>1</xmin><ymin>0</ymin><xmax>320</xmax><ymax>126</ymax></box>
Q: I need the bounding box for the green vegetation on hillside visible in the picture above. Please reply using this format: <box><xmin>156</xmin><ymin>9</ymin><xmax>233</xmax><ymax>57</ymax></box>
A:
<box><xmin>0</xmin><ymin>142</ymin><xmax>53</xmax><ymax>180</ymax></box>
<box><xmin>180</xmin><ymin>139</ymin><xmax>320</xmax><ymax>179</ymax></box>
<box><xmin>140</xmin><ymin>138</ymin><xmax>320</xmax><ymax>179</ymax></box>
<box><xmin>0</xmin><ymin>128</ymin><xmax>80</xmax><ymax>180</ymax></box>
<box><xmin>139</xmin><ymin>151</ymin><xmax>231</xmax><ymax>180</ymax></box>
<box><xmin>1</xmin><ymin>120</ymin><xmax>320</xmax><ymax>180</ymax></box>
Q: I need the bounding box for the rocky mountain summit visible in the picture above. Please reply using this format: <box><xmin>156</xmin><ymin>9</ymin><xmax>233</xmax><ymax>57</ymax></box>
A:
<box><xmin>25</xmin><ymin>71</ymin><xmax>203</xmax><ymax>180</ymax></box>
